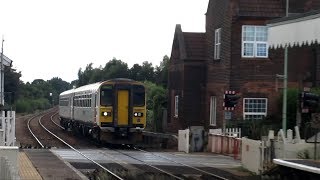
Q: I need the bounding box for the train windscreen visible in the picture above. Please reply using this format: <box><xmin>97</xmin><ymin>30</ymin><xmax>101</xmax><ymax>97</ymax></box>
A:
<box><xmin>100</xmin><ymin>85</ymin><xmax>113</xmax><ymax>106</ymax></box>
<box><xmin>133</xmin><ymin>85</ymin><xmax>145</xmax><ymax>106</ymax></box>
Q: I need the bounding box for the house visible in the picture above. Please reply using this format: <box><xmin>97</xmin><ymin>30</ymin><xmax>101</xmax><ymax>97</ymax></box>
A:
<box><xmin>167</xmin><ymin>0</ymin><xmax>320</xmax><ymax>133</ymax></box>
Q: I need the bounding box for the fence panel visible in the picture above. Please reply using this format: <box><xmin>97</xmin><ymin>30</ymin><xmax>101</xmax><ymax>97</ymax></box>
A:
<box><xmin>208</xmin><ymin>134</ymin><xmax>241</xmax><ymax>160</ymax></box>
<box><xmin>178</xmin><ymin>129</ymin><xmax>189</xmax><ymax>153</ymax></box>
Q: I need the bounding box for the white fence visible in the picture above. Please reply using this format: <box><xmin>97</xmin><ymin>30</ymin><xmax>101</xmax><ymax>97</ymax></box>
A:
<box><xmin>178</xmin><ymin>129</ymin><xmax>190</xmax><ymax>153</ymax></box>
<box><xmin>0</xmin><ymin>111</ymin><xmax>16</xmax><ymax>146</ymax></box>
<box><xmin>241</xmin><ymin>128</ymin><xmax>318</xmax><ymax>174</ymax></box>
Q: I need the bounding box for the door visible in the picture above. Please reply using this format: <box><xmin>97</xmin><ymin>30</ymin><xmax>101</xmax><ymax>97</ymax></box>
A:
<box><xmin>117</xmin><ymin>90</ymin><xmax>129</xmax><ymax>126</ymax></box>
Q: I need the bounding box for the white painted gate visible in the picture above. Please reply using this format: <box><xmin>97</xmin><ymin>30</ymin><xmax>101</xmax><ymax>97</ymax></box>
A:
<box><xmin>0</xmin><ymin>111</ymin><xmax>16</xmax><ymax>146</ymax></box>
<box><xmin>178</xmin><ymin>129</ymin><xmax>189</xmax><ymax>153</ymax></box>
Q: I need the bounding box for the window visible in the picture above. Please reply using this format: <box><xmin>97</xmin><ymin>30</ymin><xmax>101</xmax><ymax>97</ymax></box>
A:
<box><xmin>243</xmin><ymin>98</ymin><xmax>267</xmax><ymax>120</ymax></box>
<box><xmin>242</xmin><ymin>25</ymin><xmax>268</xmax><ymax>58</ymax></box>
<box><xmin>209</xmin><ymin>96</ymin><xmax>217</xmax><ymax>125</ymax></box>
<box><xmin>174</xmin><ymin>95</ymin><xmax>179</xmax><ymax>117</ymax></box>
<box><xmin>59</xmin><ymin>98</ymin><xmax>69</xmax><ymax>106</ymax></box>
<box><xmin>133</xmin><ymin>85</ymin><xmax>145</xmax><ymax>106</ymax></box>
<box><xmin>214</xmin><ymin>28</ymin><xmax>221</xmax><ymax>60</ymax></box>
<box><xmin>100</xmin><ymin>85</ymin><xmax>113</xmax><ymax>106</ymax></box>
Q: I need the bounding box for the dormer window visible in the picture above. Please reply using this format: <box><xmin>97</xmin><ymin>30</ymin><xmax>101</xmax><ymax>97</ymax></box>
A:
<box><xmin>242</xmin><ymin>25</ymin><xmax>268</xmax><ymax>58</ymax></box>
<box><xmin>214</xmin><ymin>28</ymin><xmax>221</xmax><ymax>60</ymax></box>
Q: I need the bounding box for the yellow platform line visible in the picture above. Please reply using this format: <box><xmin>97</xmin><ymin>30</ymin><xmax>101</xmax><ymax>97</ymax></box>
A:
<box><xmin>18</xmin><ymin>152</ymin><xmax>42</xmax><ymax>180</ymax></box>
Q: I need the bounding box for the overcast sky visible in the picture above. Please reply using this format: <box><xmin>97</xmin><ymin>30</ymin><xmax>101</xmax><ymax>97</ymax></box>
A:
<box><xmin>0</xmin><ymin>0</ymin><xmax>208</xmax><ymax>83</ymax></box>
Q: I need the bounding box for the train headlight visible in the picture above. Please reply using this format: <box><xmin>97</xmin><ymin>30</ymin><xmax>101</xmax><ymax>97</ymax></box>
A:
<box><xmin>134</xmin><ymin>112</ymin><xmax>143</xmax><ymax>117</ymax></box>
<box><xmin>102</xmin><ymin>112</ymin><xmax>112</xmax><ymax>116</ymax></box>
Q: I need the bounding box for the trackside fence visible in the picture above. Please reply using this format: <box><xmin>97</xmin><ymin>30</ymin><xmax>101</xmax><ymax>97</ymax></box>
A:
<box><xmin>0</xmin><ymin>110</ymin><xmax>16</xmax><ymax>146</ymax></box>
<box><xmin>207</xmin><ymin>128</ymin><xmax>242</xmax><ymax>160</ymax></box>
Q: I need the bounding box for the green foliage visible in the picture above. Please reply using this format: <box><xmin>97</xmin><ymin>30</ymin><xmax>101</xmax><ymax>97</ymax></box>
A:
<box><xmin>4</xmin><ymin>67</ymin><xmax>21</xmax><ymax>103</ymax></box>
<box><xmin>15</xmin><ymin>98</ymin><xmax>50</xmax><ymax>113</ymax></box>
<box><xmin>155</xmin><ymin>55</ymin><xmax>169</xmax><ymax>88</ymax></box>
<box><xmin>143</xmin><ymin>81</ymin><xmax>167</xmax><ymax>132</ymax></box>
<box><xmin>277</xmin><ymin>88</ymin><xmax>299</xmax><ymax>130</ymax></box>
<box><xmin>76</xmin><ymin>56</ymin><xmax>169</xmax><ymax>88</ymax></box>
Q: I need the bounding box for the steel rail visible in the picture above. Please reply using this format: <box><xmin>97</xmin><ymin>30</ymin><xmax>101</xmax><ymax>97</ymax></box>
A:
<box><xmin>132</xmin><ymin>146</ymin><xmax>229</xmax><ymax>180</ymax></box>
<box><xmin>104</xmin><ymin>147</ymin><xmax>184</xmax><ymax>180</ymax></box>
<box><xmin>50</xmin><ymin>112</ymin><xmax>65</xmax><ymax>130</ymax></box>
<box><xmin>40</xmin><ymin>112</ymin><xmax>124</xmax><ymax>180</ymax></box>
<box><xmin>27</xmin><ymin>114</ymin><xmax>45</xmax><ymax>148</ymax></box>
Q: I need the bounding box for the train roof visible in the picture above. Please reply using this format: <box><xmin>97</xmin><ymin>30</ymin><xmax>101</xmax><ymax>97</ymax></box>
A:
<box><xmin>59</xmin><ymin>79</ymin><xmax>143</xmax><ymax>96</ymax></box>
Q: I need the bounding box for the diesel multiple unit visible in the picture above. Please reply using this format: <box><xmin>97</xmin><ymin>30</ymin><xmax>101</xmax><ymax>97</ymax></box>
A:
<box><xmin>58</xmin><ymin>78</ymin><xmax>146</xmax><ymax>144</ymax></box>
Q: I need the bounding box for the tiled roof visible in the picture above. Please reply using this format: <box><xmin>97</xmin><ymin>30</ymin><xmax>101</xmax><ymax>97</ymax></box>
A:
<box><xmin>183</xmin><ymin>32</ymin><xmax>206</xmax><ymax>60</ymax></box>
<box><xmin>238</xmin><ymin>0</ymin><xmax>285</xmax><ymax>17</ymax></box>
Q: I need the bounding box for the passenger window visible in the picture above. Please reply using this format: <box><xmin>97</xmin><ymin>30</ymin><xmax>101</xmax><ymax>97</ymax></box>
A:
<box><xmin>100</xmin><ymin>85</ymin><xmax>113</xmax><ymax>106</ymax></box>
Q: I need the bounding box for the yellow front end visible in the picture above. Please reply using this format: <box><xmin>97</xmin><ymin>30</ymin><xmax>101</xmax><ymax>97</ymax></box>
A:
<box><xmin>100</xmin><ymin>106</ymin><xmax>113</xmax><ymax>127</ymax></box>
<box><xmin>132</xmin><ymin>107</ymin><xmax>146</xmax><ymax>128</ymax></box>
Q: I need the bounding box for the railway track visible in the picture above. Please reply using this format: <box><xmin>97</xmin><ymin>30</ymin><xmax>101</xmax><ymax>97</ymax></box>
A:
<box><xmin>27</xmin><ymin>110</ymin><xmax>65</xmax><ymax>148</ymax></box>
<box><xmin>27</xmin><ymin>110</ymin><xmax>124</xmax><ymax>179</ymax></box>
<box><xmin>100</xmin><ymin>146</ymin><xmax>230</xmax><ymax>180</ymax></box>
<box><xmin>25</xmin><ymin>110</ymin><xmax>233</xmax><ymax>179</ymax></box>
<box><xmin>131</xmin><ymin>146</ymin><xmax>229</xmax><ymax>180</ymax></box>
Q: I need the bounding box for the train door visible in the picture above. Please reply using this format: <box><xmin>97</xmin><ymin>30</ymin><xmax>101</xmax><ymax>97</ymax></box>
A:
<box><xmin>71</xmin><ymin>94</ymin><xmax>74</xmax><ymax>120</ymax></box>
<box><xmin>117</xmin><ymin>90</ymin><xmax>129</xmax><ymax>126</ymax></box>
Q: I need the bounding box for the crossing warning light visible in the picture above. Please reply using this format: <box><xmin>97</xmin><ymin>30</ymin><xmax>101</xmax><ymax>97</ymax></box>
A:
<box><xmin>223</xmin><ymin>91</ymin><xmax>240</xmax><ymax>111</ymax></box>
<box><xmin>300</xmin><ymin>91</ymin><xmax>320</xmax><ymax>113</ymax></box>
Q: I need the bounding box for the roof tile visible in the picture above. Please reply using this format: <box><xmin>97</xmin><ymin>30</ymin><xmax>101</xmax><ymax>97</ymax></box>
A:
<box><xmin>183</xmin><ymin>33</ymin><xmax>206</xmax><ymax>60</ymax></box>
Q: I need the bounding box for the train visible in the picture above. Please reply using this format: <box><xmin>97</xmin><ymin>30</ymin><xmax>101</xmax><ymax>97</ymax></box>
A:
<box><xmin>58</xmin><ymin>78</ymin><xmax>146</xmax><ymax>144</ymax></box>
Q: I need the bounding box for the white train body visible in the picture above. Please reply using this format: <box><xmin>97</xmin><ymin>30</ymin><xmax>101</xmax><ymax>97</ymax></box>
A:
<box><xmin>58</xmin><ymin>79</ymin><xmax>146</xmax><ymax>143</ymax></box>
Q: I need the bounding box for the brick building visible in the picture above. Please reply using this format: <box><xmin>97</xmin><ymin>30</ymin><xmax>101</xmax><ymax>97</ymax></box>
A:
<box><xmin>167</xmin><ymin>0</ymin><xmax>320</xmax><ymax>133</ymax></box>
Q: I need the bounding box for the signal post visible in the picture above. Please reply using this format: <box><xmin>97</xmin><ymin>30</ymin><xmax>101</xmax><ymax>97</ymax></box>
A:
<box><xmin>223</xmin><ymin>91</ymin><xmax>240</xmax><ymax>132</ymax></box>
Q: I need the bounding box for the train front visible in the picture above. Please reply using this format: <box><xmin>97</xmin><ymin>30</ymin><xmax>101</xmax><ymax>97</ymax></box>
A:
<box><xmin>98</xmin><ymin>80</ymin><xmax>146</xmax><ymax>144</ymax></box>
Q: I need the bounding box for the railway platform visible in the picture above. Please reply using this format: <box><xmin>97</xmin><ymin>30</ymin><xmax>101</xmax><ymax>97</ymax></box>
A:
<box><xmin>19</xmin><ymin>149</ymin><xmax>87</xmax><ymax>180</ymax></box>
<box><xmin>272</xmin><ymin>159</ymin><xmax>320</xmax><ymax>179</ymax></box>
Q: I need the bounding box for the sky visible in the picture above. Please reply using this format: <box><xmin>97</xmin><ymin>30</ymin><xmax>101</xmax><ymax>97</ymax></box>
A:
<box><xmin>0</xmin><ymin>0</ymin><xmax>208</xmax><ymax>83</ymax></box>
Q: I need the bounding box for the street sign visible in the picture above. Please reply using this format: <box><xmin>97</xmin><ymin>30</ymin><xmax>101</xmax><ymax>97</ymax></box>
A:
<box><xmin>224</xmin><ymin>111</ymin><xmax>232</xmax><ymax>120</ymax></box>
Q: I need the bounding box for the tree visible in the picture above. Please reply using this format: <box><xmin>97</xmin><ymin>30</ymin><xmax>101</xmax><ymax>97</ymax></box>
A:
<box><xmin>102</xmin><ymin>58</ymin><xmax>129</xmax><ymax>80</ymax></box>
<box><xmin>47</xmin><ymin>77</ymin><xmax>72</xmax><ymax>105</ymax></box>
<box><xmin>140</xmin><ymin>61</ymin><xmax>155</xmax><ymax>82</ymax></box>
<box><xmin>4</xmin><ymin>67</ymin><xmax>22</xmax><ymax>103</ymax></box>
<box><xmin>129</xmin><ymin>64</ymin><xmax>143</xmax><ymax>81</ymax></box>
<box><xmin>155</xmin><ymin>55</ymin><xmax>169</xmax><ymax>88</ymax></box>
<box><xmin>77</xmin><ymin>63</ymin><xmax>95</xmax><ymax>86</ymax></box>
<box><xmin>143</xmin><ymin>81</ymin><xmax>167</xmax><ymax>131</ymax></box>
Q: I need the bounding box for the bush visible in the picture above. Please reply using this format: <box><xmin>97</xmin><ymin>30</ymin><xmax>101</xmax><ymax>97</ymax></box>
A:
<box><xmin>15</xmin><ymin>98</ymin><xmax>50</xmax><ymax>113</ymax></box>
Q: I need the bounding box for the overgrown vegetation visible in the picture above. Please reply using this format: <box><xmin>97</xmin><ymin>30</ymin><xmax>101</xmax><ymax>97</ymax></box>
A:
<box><xmin>227</xmin><ymin>88</ymin><xmax>317</xmax><ymax>140</ymax></box>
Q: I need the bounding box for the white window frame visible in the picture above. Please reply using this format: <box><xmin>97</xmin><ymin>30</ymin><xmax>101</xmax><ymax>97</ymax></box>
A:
<box><xmin>209</xmin><ymin>96</ymin><xmax>217</xmax><ymax>126</ymax></box>
<box><xmin>243</xmin><ymin>98</ymin><xmax>268</xmax><ymax>120</ymax></box>
<box><xmin>174</xmin><ymin>95</ymin><xmax>179</xmax><ymax>117</ymax></box>
<box><xmin>214</xmin><ymin>28</ymin><xmax>221</xmax><ymax>60</ymax></box>
<box><xmin>241</xmin><ymin>25</ymin><xmax>268</xmax><ymax>58</ymax></box>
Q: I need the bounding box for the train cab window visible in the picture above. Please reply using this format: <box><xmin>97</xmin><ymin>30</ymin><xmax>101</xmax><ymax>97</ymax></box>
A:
<box><xmin>133</xmin><ymin>85</ymin><xmax>145</xmax><ymax>106</ymax></box>
<box><xmin>101</xmin><ymin>85</ymin><xmax>113</xmax><ymax>106</ymax></box>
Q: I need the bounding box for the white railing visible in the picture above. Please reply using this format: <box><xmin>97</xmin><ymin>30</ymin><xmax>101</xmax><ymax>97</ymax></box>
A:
<box><xmin>0</xmin><ymin>111</ymin><xmax>16</xmax><ymax>146</ymax></box>
<box><xmin>209</xmin><ymin>128</ymin><xmax>241</xmax><ymax>138</ymax></box>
